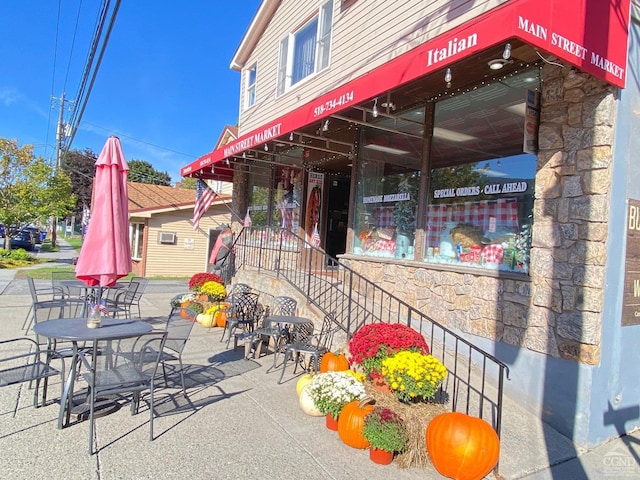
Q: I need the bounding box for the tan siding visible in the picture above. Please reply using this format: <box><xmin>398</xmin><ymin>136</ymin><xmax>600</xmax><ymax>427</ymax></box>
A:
<box><xmin>141</xmin><ymin>206</ymin><xmax>231</xmax><ymax>278</ymax></box>
<box><xmin>238</xmin><ymin>0</ymin><xmax>506</xmax><ymax>135</ymax></box>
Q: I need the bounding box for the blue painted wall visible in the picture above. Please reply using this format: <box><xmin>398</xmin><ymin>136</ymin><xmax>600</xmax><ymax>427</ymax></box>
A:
<box><xmin>587</xmin><ymin>10</ymin><xmax>640</xmax><ymax>447</ymax></box>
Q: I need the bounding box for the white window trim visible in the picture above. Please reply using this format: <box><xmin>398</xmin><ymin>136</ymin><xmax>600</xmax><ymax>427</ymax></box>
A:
<box><xmin>244</xmin><ymin>62</ymin><xmax>258</xmax><ymax>110</ymax></box>
<box><xmin>276</xmin><ymin>0</ymin><xmax>333</xmax><ymax>97</ymax></box>
<box><xmin>130</xmin><ymin>222</ymin><xmax>144</xmax><ymax>261</ymax></box>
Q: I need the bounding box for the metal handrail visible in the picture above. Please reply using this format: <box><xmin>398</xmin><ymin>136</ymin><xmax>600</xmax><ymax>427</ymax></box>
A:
<box><xmin>224</xmin><ymin>226</ymin><xmax>510</xmax><ymax>442</ymax></box>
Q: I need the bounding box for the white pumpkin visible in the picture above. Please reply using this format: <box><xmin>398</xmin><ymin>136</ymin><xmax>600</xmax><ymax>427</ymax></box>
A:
<box><xmin>299</xmin><ymin>384</ymin><xmax>322</xmax><ymax>416</ymax></box>
<box><xmin>199</xmin><ymin>313</ymin><xmax>215</xmax><ymax>328</ymax></box>
<box><xmin>296</xmin><ymin>373</ymin><xmax>314</xmax><ymax>397</ymax></box>
<box><xmin>196</xmin><ymin>313</ymin><xmax>204</xmax><ymax>323</ymax></box>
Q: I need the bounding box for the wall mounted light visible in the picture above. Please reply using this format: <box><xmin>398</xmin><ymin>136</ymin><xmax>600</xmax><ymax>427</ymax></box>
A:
<box><xmin>211</xmin><ymin>165</ymin><xmax>215</xmax><ymax>174</ymax></box>
<box><xmin>225</xmin><ymin>158</ymin><xmax>230</xmax><ymax>167</ymax></box>
<box><xmin>372</xmin><ymin>98</ymin><xmax>378</xmax><ymax>118</ymax></box>
<box><xmin>322</xmin><ymin>119</ymin><xmax>330</xmax><ymax>131</ymax></box>
<box><xmin>242</xmin><ymin>152</ymin><xmax>246</xmax><ymax>159</ymax></box>
<box><xmin>502</xmin><ymin>42</ymin><xmax>512</xmax><ymax>60</ymax></box>
<box><xmin>289</xmin><ymin>132</ymin><xmax>294</xmax><ymax>141</ymax></box>
<box><xmin>488</xmin><ymin>59</ymin><xmax>508</xmax><ymax>70</ymax></box>
<box><xmin>445</xmin><ymin>68</ymin><xmax>452</xmax><ymax>88</ymax></box>
<box><xmin>264</xmin><ymin>143</ymin><xmax>269</xmax><ymax>151</ymax></box>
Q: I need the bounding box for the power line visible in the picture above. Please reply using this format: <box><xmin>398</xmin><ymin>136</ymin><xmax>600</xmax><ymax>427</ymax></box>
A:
<box><xmin>62</xmin><ymin>0</ymin><xmax>122</xmax><ymax>159</ymax></box>
<box><xmin>82</xmin><ymin>121</ymin><xmax>201</xmax><ymax>159</ymax></box>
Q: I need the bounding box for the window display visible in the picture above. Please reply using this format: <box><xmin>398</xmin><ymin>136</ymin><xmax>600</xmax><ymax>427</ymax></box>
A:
<box><xmin>424</xmin><ymin>69</ymin><xmax>539</xmax><ymax>273</ymax></box>
<box><xmin>352</xmin><ymin>110</ymin><xmax>423</xmax><ymax>259</ymax></box>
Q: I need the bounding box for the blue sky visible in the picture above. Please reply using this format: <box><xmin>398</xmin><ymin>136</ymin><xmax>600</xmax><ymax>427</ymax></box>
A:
<box><xmin>0</xmin><ymin>1</ymin><xmax>261</xmax><ymax>183</ymax></box>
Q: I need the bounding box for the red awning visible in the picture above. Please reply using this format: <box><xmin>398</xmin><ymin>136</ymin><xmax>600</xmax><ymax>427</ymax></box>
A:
<box><xmin>182</xmin><ymin>0</ymin><xmax>630</xmax><ymax>179</ymax></box>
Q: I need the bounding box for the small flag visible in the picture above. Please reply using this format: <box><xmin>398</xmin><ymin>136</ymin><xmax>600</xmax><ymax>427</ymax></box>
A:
<box><xmin>310</xmin><ymin>223</ymin><xmax>321</xmax><ymax>248</ymax></box>
<box><xmin>98</xmin><ymin>300</ymin><xmax>109</xmax><ymax>316</ymax></box>
<box><xmin>193</xmin><ymin>179</ymin><xmax>217</xmax><ymax>231</ymax></box>
<box><xmin>243</xmin><ymin>209</ymin><xmax>252</xmax><ymax>227</ymax></box>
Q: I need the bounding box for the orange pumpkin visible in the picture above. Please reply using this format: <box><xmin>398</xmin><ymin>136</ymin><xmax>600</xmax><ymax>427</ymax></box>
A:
<box><xmin>337</xmin><ymin>397</ymin><xmax>375</xmax><ymax>449</ymax></box>
<box><xmin>214</xmin><ymin>302</ymin><xmax>230</xmax><ymax>327</ymax></box>
<box><xmin>180</xmin><ymin>301</ymin><xmax>191</xmax><ymax>319</ymax></box>
<box><xmin>320</xmin><ymin>351</ymin><xmax>349</xmax><ymax>372</ymax></box>
<box><xmin>426</xmin><ymin>412</ymin><xmax>500</xmax><ymax>480</ymax></box>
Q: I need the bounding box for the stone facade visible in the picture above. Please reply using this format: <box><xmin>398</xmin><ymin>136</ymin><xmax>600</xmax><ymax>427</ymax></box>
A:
<box><xmin>346</xmin><ymin>63</ymin><xmax>616</xmax><ymax>366</ymax></box>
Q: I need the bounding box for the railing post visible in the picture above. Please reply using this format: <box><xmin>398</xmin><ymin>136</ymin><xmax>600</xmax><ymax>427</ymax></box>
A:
<box><xmin>347</xmin><ymin>269</ymin><xmax>354</xmax><ymax>334</ymax></box>
<box><xmin>276</xmin><ymin>227</ymin><xmax>283</xmax><ymax>278</ymax></box>
<box><xmin>306</xmin><ymin>242</ymin><xmax>313</xmax><ymax>298</ymax></box>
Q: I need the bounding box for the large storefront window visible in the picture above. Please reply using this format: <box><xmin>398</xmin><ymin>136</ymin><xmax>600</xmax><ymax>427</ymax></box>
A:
<box><xmin>424</xmin><ymin>70</ymin><xmax>539</xmax><ymax>273</ymax></box>
<box><xmin>271</xmin><ymin>165</ymin><xmax>303</xmax><ymax>233</ymax></box>
<box><xmin>247</xmin><ymin>169</ymin><xmax>270</xmax><ymax>227</ymax></box>
<box><xmin>353</xmin><ymin>114</ymin><xmax>423</xmax><ymax>259</ymax></box>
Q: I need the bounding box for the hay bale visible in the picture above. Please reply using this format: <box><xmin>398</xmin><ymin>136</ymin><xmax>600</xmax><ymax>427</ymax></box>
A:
<box><xmin>363</xmin><ymin>382</ymin><xmax>447</xmax><ymax>469</ymax></box>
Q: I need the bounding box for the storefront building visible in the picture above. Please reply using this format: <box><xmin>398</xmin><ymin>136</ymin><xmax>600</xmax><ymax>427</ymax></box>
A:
<box><xmin>182</xmin><ymin>0</ymin><xmax>640</xmax><ymax>448</ymax></box>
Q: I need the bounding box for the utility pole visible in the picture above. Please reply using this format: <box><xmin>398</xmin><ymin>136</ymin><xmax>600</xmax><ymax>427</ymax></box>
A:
<box><xmin>52</xmin><ymin>92</ymin><xmax>67</xmax><ymax>248</ymax></box>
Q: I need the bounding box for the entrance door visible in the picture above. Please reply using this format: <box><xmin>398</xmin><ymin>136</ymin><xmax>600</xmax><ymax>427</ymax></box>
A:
<box><xmin>325</xmin><ymin>176</ymin><xmax>350</xmax><ymax>264</ymax></box>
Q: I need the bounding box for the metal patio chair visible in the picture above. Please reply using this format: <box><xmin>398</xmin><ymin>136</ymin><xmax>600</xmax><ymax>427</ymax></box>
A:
<box><xmin>278</xmin><ymin>313</ymin><xmax>338</xmax><ymax>384</ymax></box>
<box><xmin>220</xmin><ymin>291</ymin><xmax>260</xmax><ymax>347</ymax></box>
<box><xmin>248</xmin><ymin>295</ymin><xmax>297</xmax><ymax>359</ymax></box>
<box><xmin>81</xmin><ymin>331</ymin><xmax>168</xmax><ymax>455</ymax></box>
<box><xmin>160</xmin><ymin>307</ymin><xmax>196</xmax><ymax>395</ymax></box>
<box><xmin>0</xmin><ymin>337</ymin><xmax>63</xmax><ymax>408</ymax></box>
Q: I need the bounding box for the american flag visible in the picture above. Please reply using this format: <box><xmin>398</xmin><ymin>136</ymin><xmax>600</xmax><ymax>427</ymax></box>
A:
<box><xmin>193</xmin><ymin>179</ymin><xmax>217</xmax><ymax>230</ymax></box>
<box><xmin>98</xmin><ymin>300</ymin><xmax>109</xmax><ymax>315</ymax></box>
<box><xmin>243</xmin><ymin>209</ymin><xmax>252</xmax><ymax>227</ymax></box>
<box><xmin>310</xmin><ymin>223</ymin><xmax>321</xmax><ymax>248</ymax></box>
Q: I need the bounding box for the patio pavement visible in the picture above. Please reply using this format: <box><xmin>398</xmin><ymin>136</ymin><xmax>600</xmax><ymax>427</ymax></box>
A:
<box><xmin>0</xmin><ymin>240</ymin><xmax>638</xmax><ymax>479</ymax></box>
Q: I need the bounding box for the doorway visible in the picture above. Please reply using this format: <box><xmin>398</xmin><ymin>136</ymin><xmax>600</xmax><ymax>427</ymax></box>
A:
<box><xmin>325</xmin><ymin>176</ymin><xmax>350</xmax><ymax>264</ymax></box>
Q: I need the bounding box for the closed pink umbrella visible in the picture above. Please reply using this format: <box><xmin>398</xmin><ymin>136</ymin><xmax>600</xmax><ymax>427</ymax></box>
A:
<box><xmin>75</xmin><ymin>136</ymin><xmax>131</xmax><ymax>288</ymax></box>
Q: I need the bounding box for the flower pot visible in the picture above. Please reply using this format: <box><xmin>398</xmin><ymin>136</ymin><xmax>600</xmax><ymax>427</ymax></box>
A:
<box><xmin>369</xmin><ymin>447</ymin><xmax>394</xmax><ymax>465</ymax></box>
<box><xmin>326</xmin><ymin>413</ymin><xmax>339</xmax><ymax>431</ymax></box>
<box><xmin>373</xmin><ymin>377</ymin><xmax>391</xmax><ymax>393</ymax></box>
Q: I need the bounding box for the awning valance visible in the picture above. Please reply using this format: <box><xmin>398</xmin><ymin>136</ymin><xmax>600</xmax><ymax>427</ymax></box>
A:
<box><xmin>181</xmin><ymin>0</ymin><xmax>630</xmax><ymax>179</ymax></box>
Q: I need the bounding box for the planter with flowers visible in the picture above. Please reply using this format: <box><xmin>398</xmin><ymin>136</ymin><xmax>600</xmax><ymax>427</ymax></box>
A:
<box><xmin>380</xmin><ymin>350</ymin><xmax>447</xmax><ymax>403</ymax></box>
<box><xmin>348</xmin><ymin>323</ymin><xmax>430</xmax><ymax>380</ymax></box>
<box><xmin>189</xmin><ymin>272</ymin><xmax>224</xmax><ymax>292</ymax></box>
<box><xmin>199</xmin><ymin>280</ymin><xmax>227</xmax><ymax>303</ymax></box>
<box><xmin>306</xmin><ymin>371</ymin><xmax>366</xmax><ymax>431</ymax></box>
<box><xmin>362</xmin><ymin>407</ymin><xmax>408</xmax><ymax>465</ymax></box>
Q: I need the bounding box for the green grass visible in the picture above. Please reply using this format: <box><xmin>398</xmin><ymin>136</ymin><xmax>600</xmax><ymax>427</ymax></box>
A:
<box><xmin>14</xmin><ymin>266</ymin><xmax>189</xmax><ymax>281</ymax></box>
<box><xmin>65</xmin><ymin>236</ymin><xmax>83</xmax><ymax>251</ymax></box>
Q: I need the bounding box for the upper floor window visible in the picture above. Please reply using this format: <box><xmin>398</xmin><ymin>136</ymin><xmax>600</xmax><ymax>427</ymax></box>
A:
<box><xmin>245</xmin><ymin>63</ymin><xmax>257</xmax><ymax>109</ymax></box>
<box><xmin>277</xmin><ymin>0</ymin><xmax>333</xmax><ymax>95</ymax></box>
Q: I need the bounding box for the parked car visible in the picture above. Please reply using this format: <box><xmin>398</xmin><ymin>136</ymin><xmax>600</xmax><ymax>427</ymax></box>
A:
<box><xmin>21</xmin><ymin>226</ymin><xmax>43</xmax><ymax>244</ymax></box>
<box><xmin>10</xmin><ymin>231</ymin><xmax>35</xmax><ymax>251</ymax></box>
<box><xmin>0</xmin><ymin>224</ymin><xmax>4</xmax><ymax>238</ymax></box>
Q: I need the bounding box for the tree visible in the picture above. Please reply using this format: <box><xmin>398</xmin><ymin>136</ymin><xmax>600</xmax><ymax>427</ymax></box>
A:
<box><xmin>0</xmin><ymin>137</ymin><xmax>76</xmax><ymax>249</ymax></box>
<box><xmin>128</xmin><ymin>159</ymin><xmax>172</xmax><ymax>185</ymax></box>
<box><xmin>176</xmin><ymin>177</ymin><xmax>197</xmax><ymax>189</ymax></box>
<box><xmin>61</xmin><ymin>148</ymin><xmax>97</xmax><ymax>218</ymax></box>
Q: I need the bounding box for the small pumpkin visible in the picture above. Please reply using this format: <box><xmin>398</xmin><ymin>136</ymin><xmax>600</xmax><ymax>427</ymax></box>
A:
<box><xmin>426</xmin><ymin>412</ymin><xmax>500</xmax><ymax>480</ymax></box>
<box><xmin>199</xmin><ymin>313</ymin><xmax>215</xmax><ymax>328</ymax></box>
<box><xmin>299</xmin><ymin>385</ymin><xmax>323</xmax><ymax>416</ymax></box>
<box><xmin>214</xmin><ymin>303</ymin><xmax>230</xmax><ymax>327</ymax></box>
<box><xmin>320</xmin><ymin>351</ymin><xmax>349</xmax><ymax>372</ymax></box>
<box><xmin>179</xmin><ymin>305</ymin><xmax>191</xmax><ymax>319</ymax></box>
<box><xmin>296</xmin><ymin>373</ymin><xmax>314</xmax><ymax>397</ymax></box>
<box><xmin>337</xmin><ymin>396</ymin><xmax>375</xmax><ymax>449</ymax></box>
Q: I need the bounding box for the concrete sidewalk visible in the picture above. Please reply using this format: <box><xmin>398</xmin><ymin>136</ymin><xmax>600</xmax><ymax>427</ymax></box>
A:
<box><xmin>0</xmin><ymin>244</ymin><xmax>638</xmax><ymax>479</ymax></box>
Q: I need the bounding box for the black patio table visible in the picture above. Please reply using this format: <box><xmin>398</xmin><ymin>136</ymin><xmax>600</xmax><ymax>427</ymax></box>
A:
<box><xmin>33</xmin><ymin>317</ymin><xmax>152</xmax><ymax>429</ymax></box>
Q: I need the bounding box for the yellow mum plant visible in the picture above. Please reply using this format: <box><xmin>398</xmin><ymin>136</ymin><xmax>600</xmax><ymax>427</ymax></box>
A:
<box><xmin>200</xmin><ymin>281</ymin><xmax>227</xmax><ymax>302</ymax></box>
<box><xmin>380</xmin><ymin>351</ymin><xmax>447</xmax><ymax>403</ymax></box>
